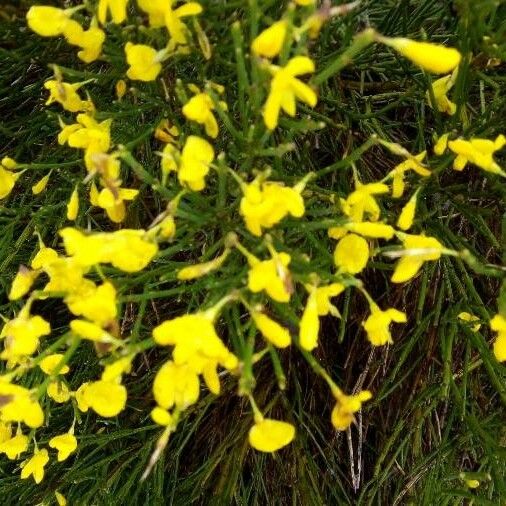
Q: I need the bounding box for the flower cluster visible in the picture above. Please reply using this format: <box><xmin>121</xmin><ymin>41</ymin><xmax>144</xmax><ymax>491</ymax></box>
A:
<box><xmin>0</xmin><ymin>0</ymin><xmax>504</xmax><ymax>489</ymax></box>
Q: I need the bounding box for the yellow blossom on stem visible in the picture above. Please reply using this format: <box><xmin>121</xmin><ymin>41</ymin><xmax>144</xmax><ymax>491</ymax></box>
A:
<box><xmin>47</xmin><ymin>381</ymin><xmax>71</xmax><ymax>403</ymax></box>
<box><xmin>164</xmin><ymin>1</ymin><xmax>203</xmax><ymax>46</ymax></box>
<box><xmin>299</xmin><ymin>288</ymin><xmax>320</xmax><ymax>351</ymax></box>
<box><xmin>49</xmin><ymin>433</ymin><xmax>77</xmax><ymax>461</ymax></box>
<box><xmin>330</xmin><ymin>221</ymin><xmax>395</xmax><ymax>240</ymax></box>
<box><xmin>151</xmin><ymin>406</ymin><xmax>173</xmax><ymax>426</ymax></box>
<box><xmin>457</xmin><ymin>311</ymin><xmax>481</xmax><ymax>332</ymax></box>
<box><xmin>182</xmin><ymin>91</ymin><xmax>224</xmax><ymax>139</ymax></box>
<box><xmin>251</xmin><ymin>311</ymin><xmax>291</xmax><ymax>348</ymax></box>
<box><xmin>44</xmin><ymin>80</ymin><xmax>92</xmax><ymax>113</ymax></box>
<box><xmin>66</xmin><ymin>187</ymin><xmax>79</xmax><ymax>221</ymax></box>
<box><xmin>83</xmin><ymin>380</ymin><xmax>127</xmax><ymax>417</ymax></box>
<box><xmin>8</xmin><ymin>266</ymin><xmax>38</xmax><ymax>300</ymax></box>
<box><xmin>60</xmin><ymin>227</ymin><xmax>158</xmax><ymax>272</ymax></box>
<box><xmin>0</xmin><ymin>431</ymin><xmax>28</xmax><ymax>460</ymax></box>
<box><xmin>58</xmin><ymin>114</ymin><xmax>112</xmax><ymax>155</ymax></box>
<box><xmin>62</xmin><ymin>20</ymin><xmax>106</xmax><ymax>63</ymax></box>
<box><xmin>65</xmin><ymin>281</ymin><xmax>117</xmax><ymax>326</ymax></box>
<box><xmin>248</xmin><ymin>418</ymin><xmax>295</xmax><ymax>452</ymax></box>
<box><xmin>448</xmin><ymin>135</ymin><xmax>506</xmax><ymax>176</ymax></box>
<box><xmin>0</xmin><ymin>383</ymin><xmax>44</xmax><ymax>428</ymax></box>
<box><xmin>101</xmin><ymin>357</ymin><xmax>133</xmax><ymax>382</ymax></box>
<box><xmin>177</xmin><ymin>249</ymin><xmax>230</xmax><ymax>280</ymax></box>
<box><xmin>434</xmin><ymin>133</ymin><xmax>449</xmax><ymax>155</ymax></box>
<box><xmin>427</xmin><ymin>72</ymin><xmax>457</xmax><ymax>115</ymax></box>
<box><xmin>331</xmin><ymin>390</ymin><xmax>372</xmax><ymax>430</ymax></box>
<box><xmin>26</xmin><ymin>6</ymin><xmax>70</xmax><ymax>37</ymax></box>
<box><xmin>247</xmin><ymin>251</ymin><xmax>293</xmax><ymax>303</ymax></box>
<box><xmin>239</xmin><ymin>177</ymin><xmax>306</xmax><ymax>236</ymax></box>
<box><xmin>1</xmin><ymin>312</ymin><xmax>51</xmax><ymax>360</ymax></box>
<box><xmin>32</xmin><ymin>173</ymin><xmax>51</xmax><ymax>195</ymax></box>
<box><xmin>153</xmin><ymin>360</ymin><xmax>200</xmax><ymax>410</ymax></box>
<box><xmin>98</xmin><ymin>0</ymin><xmax>129</xmax><ymax>25</ymax></box>
<box><xmin>178</xmin><ymin>135</ymin><xmax>214</xmax><ymax>191</ymax></box>
<box><xmin>55</xmin><ymin>491</ymin><xmax>67</xmax><ymax>506</ymax></box>
<box><xmin>391</xmin><ymin>233</ymin><xmax>444</xmax><ymax>283</ymax></box>
<box><xmin>341</xmin><ymin>181</ymin><xmax>389</xmax><ymax>221</ymax></box>
<box><xmin>490</xmin><ymin>314</ymin><xmax>506</xmax><ymax>362</ymax></box>
<box><xmin>39</xmin><ymin>354</ymin><xmax>70</xmax><ymax>375</ymax></box>
<box><xmin>397</xmin><ymin>190</ymin><xmax>419</xmax><ymax>231</ymax></box>
<box><xmin>251</xmin><ymin>21</ymin><xmax>287</xmax><ymax>58</ymax></box>
<box><xmin>334</xmin><ymin>233</ymin><xmax>369</xmax><ymax>274</ymax></box>
<box><xmin>69</xmin><ymin>319</ymin><xmax>115</xmax><ymax>344</ymax></box>
<box><xmin>263</xmin><ymin>56</ymin><xmax>317</xmax><ymax>130</ymax></box>
<box><xmin>381</xmin><ymin>37</ymin><xmax>461</xmax><ymax>74</ymax></box>
<box><xmin>0</xmin><ymin>165</ymin><xmax>21</xmax><ymax>200</ymax></box>
<box><xmin>20</xmin><ymin>448</ymin><xmax>49</xmax><ymax>484</ymax></box>
<box><xmin>362</xmin><ymin>307</ymin><xmax>407</xmax><ymax>346</ymax></box>
<box><xmin>97</xmin><ymin>187</ymin><xmax>139</xmax><ymax>223</ymax></box>
<box><xmin>388</xmin><ymin>151</ymin><xmax>428</xmax><ymax>199</ymax></box>
<box><xmin>315</xmin><ymin>283</ymin><xmax>344</xmax><ymax>317</ymax></box>
<box><xmin>74</xmin><ymin>382</ymin><xmax>90</xmax><ymax>413</ymax></box>
<box><xmin>125</xmin><ymin>43</ymin><xmax>163</xmax><ymax>82</ymax></box>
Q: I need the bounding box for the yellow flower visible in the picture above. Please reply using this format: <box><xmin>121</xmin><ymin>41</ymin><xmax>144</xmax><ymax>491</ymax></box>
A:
<box><xmin>315</xmin><ymin>283</ymin><xmax>344</xmax><ymax>317</ymax></box>
<box><xmin>101</xmin><ymin>357</ymin><xmax>132</xmax><ymax>382</ymax></box>
<box><xmin>434</xmin><ymin>133</ymin><xmax>449</xmax><ymax>155</ymax></box>
<box><xmin>83</xmin><ymin>380</ymin><xmax>127</xmax><ymax>417</ymax></box>
<box><xmin>0</xmin><ymin>165</ymin><xmax>21</xmax><ymax>200</ymax></box>
<box><xmin>251</xmin><ymin>21</ymin><xmax>287</xmax><ymax>58</ymax></box>
<box><xmin>0</xmin><ymin>432</ymin><xmax>28</xmax><ymax>460</ymax></box>
<box><xmin>32</xmin><ymin>173</ymin><xmax>51</xmax><ymax>195</ymax></box>
<box><xmin>251</xmin><ymin>312</ymin><xmax>291</xmax><ymax>348</ymax></box>
<box><xmin>59</xmin><ymin>114</ymin><xmax>112</xmax><ymax>155</ymax></box>
<box><xmin>26</xmin><ymin>6</ymin><xmax>69</xmax><ymax>37</ymax></box>
<box><xmin>294</xmin><ymin>0</ymin><xmax>315</xmax><ymax>4</ymax></box>
<box><xmin>457</xmin><ymin>312</ymin><xmax>481</xmax><ymax>332</ymax></box>
<box><xmin>391</xmin><ymin>234</ymin><xmax>444</xmax><ymax>283</ymax></box>
<box><xmin>164</xmin><ymin>1</ymin><xmax>203</xmax><ymax>46</ymax></box>
<box><xmin>341</xmin><ymin>182</ymin><xmax>389</xmax><ymax>221</ymax></box>
<box><xmin>333</xmin><ymin>221</ymin><xmax>395</xmax><ymax>240</ymax></box>
<box><xmin>448</xmin><ymin>135</ymin><xmax>506</xmax><ymax>175</ymax></box>
<box><xmin>70</xmin><ymin>319</ymin><xmax>115</xmax><ymax>344</ymax></box>
<box><xmin>263</xmin><ymin>56</ymin><xmax>317</xmax><ymax>130</ymax></box>
<box><xmin>0</xmin><ymin>383</ymin><xmax>44</xmax><ymax>427</ymax></box>
<box><xmin>98</xmin><ymin>0</ymin><xmax>129</xmax><ymax>24</ymax></box>
<box><xmin>248</xmin><ymin>418</ymin><xmax>295</xmax><ymax>452</ymax></box>
<box><xmin>240</xmin><ymin>179</ymin><xmax>305</xmax><ymax>236</ymax></box>
<box><xmin>153</xmin><ymin>313</ymin><xmax>237</xmax><ymax>369</ymax></box>
<box><xmin>66</xmin><ymin>281</ymin><xmax>117</xmax><ymax>326</ymax></box>
<box><xmin>382</xmin><ymin>37</ymin><xmax>461</xmax><ymax>74</ymax></box>
<box><xmin>153</xmin><ymin>360</ymin><xmax>200</xmax><ymax>410</ymax></box>
<box><xmin>331</xmin><ymin>390</ymin><xmax>372</xmax><ymax>430</ymax></box>
<box><xmin>178</xmin><ymin>135</ymin><xmax>214</xmax><ymax>191</ymax></box>
<box><xmin>8</xmin><ymin>266</ymin><xmax>38</xmax><ymax>300</ymax></box>
<box><xmin>362</xmin><ymin>307</ymin><xmax>406</xmax><ymax>346</ymax></box>
<box><xmin>334</xmin><ymin>233</ymin><xmax>369</xmax><ymax>274</ymax></box>
<box><xmin>177</xmin><ymin>249</ymin><xmax>230</xmax><ymax>280</ymax></box>
<box><xmin>299</xmin><ymin>290</ymin><xmax>319</xmax><ymax>351</ymax></box>
<box><xmin>125</xmin><ymin>43</ymin><xmax>162</xmax><ymax>81</ymax></box>
<box><xmin>44</xmin><ymin>80</ymin><xmax>92</xmax><ymax>113</ymax></box>
<box><xmin>427</xmin><ymin>73</ymin><xmax>457</xmax><ymax>115</ymax></box>
<box><xmin>74</xmin><ymin>382</ymin><xmax>90</xmax><ymax>412</ymax></box>
<box><xmin>20</xmin><ymin>448</ymin><xmax>49</xmax><ymax>484</ymax></box>
<box><xmin>55</xmin><ymin>491</ymin><xmax>67</xmax><ymax>506</ymax></box>
<box><xmin>1</xmin><ymin>313</ymin><xmax>51</xmax><ymax>360</ymax></box>
<box><xmin>60</xmin><ymin>228</ymin><xmax>158</xmax><ymax>272</ymax></box>
<box><xmin>388</xmin><ymin>152</ymin><xmax>428</xmax><ymax>199</ymax></box>
<box><xmin>397</xmin><ymin>191</ymin><xmax>418</xmax><ymax>231</ymax></box>
<box><xmin>465</xmin><ymin>479</ymin><xmax>480</xmax><ymax>489</ymax></box>
<box><xmin>96</xmin><ymin>187</ymin><xmax>139</xmax><ymax>223</ymax></box>
<box><xmin>67</xmin><ymin>187</ymin><xmax>79</xmax><ymax>221</ymax></box>
<box><xmin>47</xmin><ymin>381</ymin><xmax>71</xmax><ymax>403</ymax></box>
<box><xmin>39</xmin><ymin>354</ymin><xmax>70</xmax><ymax>375</ymax></box>
<box><xmin>63</xmin><ymin>21</ymin><xmax>106</xmax><ymax>63</ymax></box>
<box><xmin>490</xmin><ymin>314</ymin><xmax>506</xmax><ymax>362</ymax></box>
<box><xmin>49</xmin><ymin>433</ymin><xmax>77</xmax><ymax>461</ymax></box>
<box><xmin>182</xmin><ymin>91</ymin><xmax>223</xmax><ymax>138</ymax></box>
<box><xmin>247</xmin><ymin>251</ymin><xmax>292</xmax><ymax>303</ymax></box>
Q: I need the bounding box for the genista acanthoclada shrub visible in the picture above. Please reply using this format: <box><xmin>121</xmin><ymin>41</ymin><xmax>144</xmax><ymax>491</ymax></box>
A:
<box><xmin>0</xmin><ymin>0</ymin><xmax>505</xmax><ymax>497</ymax></box>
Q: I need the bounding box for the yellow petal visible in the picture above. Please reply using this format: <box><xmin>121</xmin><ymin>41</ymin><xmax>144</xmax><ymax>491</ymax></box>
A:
<box><xmin>248</xmin><ymin>419</ymin><xmax>295</xmax><ymax>452</ymax></box>
<box><xmin>334</xmin><ymin>234</ymin><xmax>369</xmax><ymax>274</ymax></box>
